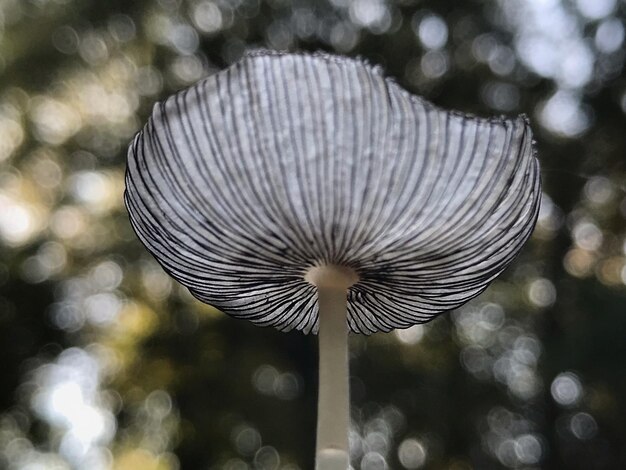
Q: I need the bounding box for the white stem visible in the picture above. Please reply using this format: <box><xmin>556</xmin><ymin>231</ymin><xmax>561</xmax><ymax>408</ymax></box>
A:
<box><xmin>306</xmin><ymin>265</ymin><xmax>358</xmax><ymax>470</ymax></box>
<box><xmin>316</xmin><ymin>284</ymin><xmax>350</xmax><ymax>470</ymax></box>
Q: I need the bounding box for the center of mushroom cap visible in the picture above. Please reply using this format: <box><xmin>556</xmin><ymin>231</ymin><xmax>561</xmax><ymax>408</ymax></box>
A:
<box><xmin>305</xmin><ymin>265</ymin><xmax>359</xmax><ymax>290</ymax></box>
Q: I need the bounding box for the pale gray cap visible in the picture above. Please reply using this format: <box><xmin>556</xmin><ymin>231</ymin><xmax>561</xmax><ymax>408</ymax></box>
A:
<box><xmin>125</xmin><ymin>51</ymin><xmax>541</xmax><ymax>334</ymax></box>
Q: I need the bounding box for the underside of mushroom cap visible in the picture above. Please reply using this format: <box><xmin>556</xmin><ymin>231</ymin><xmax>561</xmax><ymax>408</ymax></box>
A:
<box><xmin>125</xmin><ymin>50</ymin><xmax>541</xmax><ymax>334</ymax></box>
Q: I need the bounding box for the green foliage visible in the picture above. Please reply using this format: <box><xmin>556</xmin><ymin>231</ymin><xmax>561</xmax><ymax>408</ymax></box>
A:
<box><xmin>1</xmin><ymin>0</ymin><xmax>625</xmax><ymax>468</ymax></box>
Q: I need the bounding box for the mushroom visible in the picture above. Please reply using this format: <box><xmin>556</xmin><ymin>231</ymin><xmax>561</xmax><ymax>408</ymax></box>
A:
<box><xmin>125</xmin><ymin>50</ymin><xmax>540</xmax><ymax>469</ymax></box>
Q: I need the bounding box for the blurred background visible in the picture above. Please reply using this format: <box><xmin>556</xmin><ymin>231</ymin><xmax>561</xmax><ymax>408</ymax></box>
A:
<box><xmin>1</xmin><ymin>0</ymin><xmax>625</xmax><ymax>468</ymax></box>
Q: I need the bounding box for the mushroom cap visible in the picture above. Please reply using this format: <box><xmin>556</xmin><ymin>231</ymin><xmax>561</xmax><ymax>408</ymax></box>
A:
<box><xmin>125</xmin><ymin>50</ymin><xmax>541</xmax><ymax>334</ymax></box>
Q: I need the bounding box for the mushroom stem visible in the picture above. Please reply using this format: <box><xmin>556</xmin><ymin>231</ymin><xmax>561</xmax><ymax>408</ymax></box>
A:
<box><xmin>316</xmin><ymin>284</ymin><xmax>350</xmax><ymax>469</ymax></box>
<box><xmin>306</xmin><ymin>265</ymin><xmax>358</xmax><ymax>470</ymax></box>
